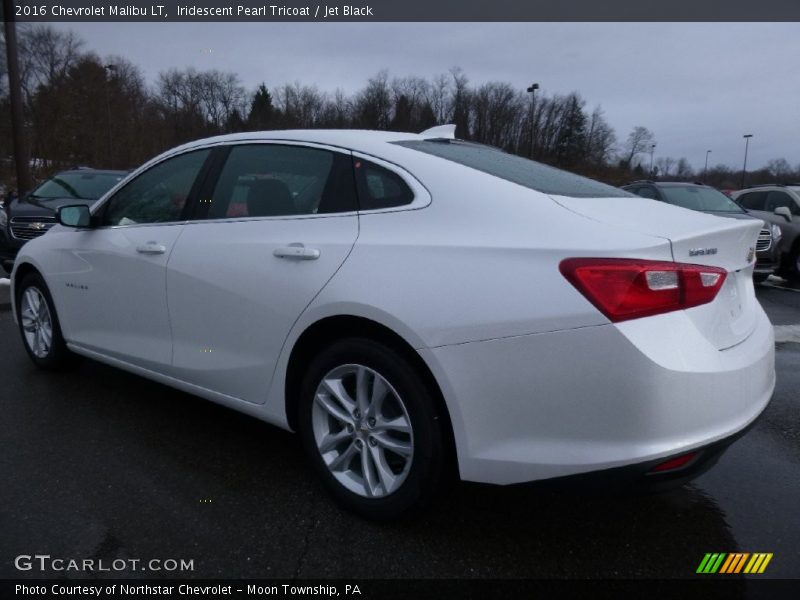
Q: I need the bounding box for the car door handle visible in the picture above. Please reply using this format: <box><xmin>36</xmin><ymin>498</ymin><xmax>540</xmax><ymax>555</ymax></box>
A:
<box><xmin>136</xmin><ymin>242</ymin><xmax>167</xmax><ymax>255</ymax></box>
<box><xmin>273</xmin><ymin>243</ymin><xmax>320</xmax><ymax>260</ymax></box>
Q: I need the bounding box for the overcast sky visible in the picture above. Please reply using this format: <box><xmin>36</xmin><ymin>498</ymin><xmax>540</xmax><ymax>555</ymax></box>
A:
<box><xmin>53</xmin><ymin>22</ymin><xmax>800</xmax><ymax>171</ymax></box>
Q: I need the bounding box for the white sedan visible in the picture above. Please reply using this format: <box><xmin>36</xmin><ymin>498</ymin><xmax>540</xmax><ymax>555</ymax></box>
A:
<box><xmin>11</xmin><ymin>127</ymin><xmax>775</xmax><ymax>518</ymax></box>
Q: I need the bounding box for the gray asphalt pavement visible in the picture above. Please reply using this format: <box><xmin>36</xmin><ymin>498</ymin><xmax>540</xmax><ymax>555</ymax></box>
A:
<box><xmin>0</xmin><ymin>277</ymin><xmax>798</xmax><ymax>580</ymax></box>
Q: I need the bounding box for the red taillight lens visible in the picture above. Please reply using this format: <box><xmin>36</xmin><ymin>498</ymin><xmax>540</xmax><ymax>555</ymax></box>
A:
<box><xmin>648</xmin><ymin>451</ymin><xmax>699</xmax><ymax>473</ymax></box>
<box><xmin>559</xmin><ymin>258</ymin><xmax>727</xmax><ymax>322</ymax></box>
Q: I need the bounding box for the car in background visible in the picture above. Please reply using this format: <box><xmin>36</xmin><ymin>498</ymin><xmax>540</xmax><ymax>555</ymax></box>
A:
<box><xmin>0</xmin><ymin>169</ymin><xmax>126</xmax><ymax>275</ymax></box>
<box><xmin>9</xmin><ymin>129</ymin><xmax>774</xmax><ymax>518</ymax></box>
<box><xmin>622</xmin><ymin>181</ymin><xmax>781</xmax><ymax>283</ymax></box>
<box><xmin>732</xmin><ymin>184</ymin><xmax>800</xmax><ymax>281</ymax></box>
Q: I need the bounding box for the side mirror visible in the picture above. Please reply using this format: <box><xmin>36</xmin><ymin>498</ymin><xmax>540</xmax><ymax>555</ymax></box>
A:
<box><xmin>57</xmin><ymin>205</ymin><xmax>92</xmax><ymax>228</ymax></box>
<box><xmin>774</xmin><ymin>206</ymin><xmax>792</xmax><ymax>222</ymax></box>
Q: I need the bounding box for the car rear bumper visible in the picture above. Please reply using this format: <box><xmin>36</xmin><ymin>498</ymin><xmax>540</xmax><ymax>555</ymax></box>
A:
<box><xmin>422</xmin><ymin>306</ymin><xmax>775</xmax><ymax>486</ymax></box>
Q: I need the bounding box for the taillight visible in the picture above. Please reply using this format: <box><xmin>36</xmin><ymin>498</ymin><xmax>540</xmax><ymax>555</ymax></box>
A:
<box><xmin>648</xmin><ymin>451</ymin><xmax>699</xmax><ymax>473</ymax></box>
<box><xmin>559</xmin><ymin>258</ymin><xmax>727</xmax><ymax>322</ymax></box>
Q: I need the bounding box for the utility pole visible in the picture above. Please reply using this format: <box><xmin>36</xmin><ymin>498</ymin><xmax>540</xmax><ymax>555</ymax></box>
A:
<box><xmin>527</xmin><ymin>83</ymin><xmax>539</xmax><ymax>159</ymax></box>
<box><xmin>740</xmin><ymin>134</ymin><xmax>753</xmax><ymax>189</ymax></box>
<box><xmin>3</xmin><ymin>0</ymin><xmax>32</xmax><ymax>197</ymax></box>
<box><xmin>703</xmin><ymin>150</ymin><xmax>711</xmax><ymax>183</ymax></box>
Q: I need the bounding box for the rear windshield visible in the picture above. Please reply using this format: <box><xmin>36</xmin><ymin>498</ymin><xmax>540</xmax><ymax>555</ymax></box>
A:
<box><xmin>660</xmin><ymin>186</ymin><xmax>745</xmax><ymax>213</ymax></box>
<box><xmin>393</xmin><ymin>140</ymin><xmax>631</xmax><ymax>199</ymax></box>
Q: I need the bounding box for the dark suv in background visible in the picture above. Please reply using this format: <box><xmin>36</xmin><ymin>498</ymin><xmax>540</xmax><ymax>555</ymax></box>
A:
<box><xmin>732</xmin><ymin>184</ymin><xmax>800</xmax><ymax>281</ymax></box>
<box><xmin>622</xmin><ymin>181</ymin><xmax>781</xmax><ymax>283</ymax></box>
<box><xmin>1</xmin><ymin>168</ymin><xmax>126</xmax><ymax>275</ymax></box>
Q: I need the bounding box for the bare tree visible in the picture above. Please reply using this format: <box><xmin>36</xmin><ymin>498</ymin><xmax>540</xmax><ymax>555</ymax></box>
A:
<box><xmin>655</xmin><ymin>156</ymin><xmax>676</xmax><ymax>178</ymax></box>
<box><xmin>675</xmin><ymin>157</ymin><xmax>693</xmax><ymax>179</ymax></box>
<box><xmin>767</xmin><ymin>158</ymin><xmax>793</xmax><ymax>181</ymax></box>
<box><xmin>622</xmin><ymin>126</ymin><xmax>656</xmax><ymax>167</ymax></box>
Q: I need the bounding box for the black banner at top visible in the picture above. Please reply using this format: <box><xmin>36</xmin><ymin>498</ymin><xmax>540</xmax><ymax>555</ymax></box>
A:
<box><xmin>3</xmin><ymin>0</ymin><xmax>800</xmax><ymax>22</ymax></box>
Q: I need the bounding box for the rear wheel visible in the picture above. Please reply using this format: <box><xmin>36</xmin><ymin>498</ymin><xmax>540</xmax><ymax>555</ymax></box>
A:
<box><xmin>298</xmin><ymin>338</ymin><xmax>446</xmax><ymax>519</ymax></box>
<box><xmin>16</xmin><ymin>272</ymin><xmax>71</xmax><ymax>369</ymax></box>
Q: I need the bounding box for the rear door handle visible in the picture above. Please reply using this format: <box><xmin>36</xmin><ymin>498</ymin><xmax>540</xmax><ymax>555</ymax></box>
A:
<box><xmin>273</xmin><ymin>243</ymin><xmax>320</xmax><ymax>261</ymax></box>
<box><xmin>136</xmin><ymin>241</ymin><xmax>167</xmax><ymax>255</ymax></box>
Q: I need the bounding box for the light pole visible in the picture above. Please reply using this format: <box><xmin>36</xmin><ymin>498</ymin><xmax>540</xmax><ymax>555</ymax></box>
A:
<box><xmin>104</xmin><ymin>64</ymin><xmax>117</xmax><ymax>169</ymax></box>
<box><xmin>3</xmin><ymin>0</ymin><xmax>32</xmax><ymax>196</ymax></box>
<box><xmin>740</xmin><ymin>134</ymin><xmax>753</xmax><ymax>189</ymax></box>
<box><xmin>649</xmin><ymin>143</ymin><xmax>656</xmax><ymax>178</ymax></box>
<box><xmin>527</xmin><ymin>83</ymin><xmax>539</xmax><ymax>159</ymax></box>
<box><xmin>703</xmin><ymin>150</ymin><xmax>712</xmax><ymax>183</ymax></box>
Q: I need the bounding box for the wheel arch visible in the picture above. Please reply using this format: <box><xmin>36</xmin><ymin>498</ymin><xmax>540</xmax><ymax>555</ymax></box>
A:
<box><xmin>11</xmin><ymin>262</ymin><xmax>42</xmax><ymax>320</ymax></box>
<box><xmin>284</xmin><ymin>314</ymin><xmax>457</xmax><ymax>470</ymax></box>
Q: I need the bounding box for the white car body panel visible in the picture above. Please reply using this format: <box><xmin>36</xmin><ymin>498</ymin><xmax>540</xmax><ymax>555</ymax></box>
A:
<box><xmin>11</xmin><ymin>129</ymin><xmax>776</xmax><ymax>486</ymax></box>
<box><xmin>34</xmin><ymin>223</ymin><xmax>185</xmax><ymax>369</ymax></box>
<box><xmin>166</xmin><ymin>214</ymin><xmax>358</xmax><ymax>404</ymax></box>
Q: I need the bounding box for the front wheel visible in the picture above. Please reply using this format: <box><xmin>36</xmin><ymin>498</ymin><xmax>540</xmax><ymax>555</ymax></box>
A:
<box><xmin>298</xmin><ymin>338</ymin><xmax>446</xmax><ymax>519</ymax></box>
<box><xmin>16</xmin><ymin>272</ymin><xmax>71</xmax><ymax>369</ymax></box>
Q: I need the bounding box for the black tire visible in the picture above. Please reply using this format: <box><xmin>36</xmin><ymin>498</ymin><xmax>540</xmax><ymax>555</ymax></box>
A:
<box><xmin>753</xmin><ymin>273</ymin><xmax>769</xmax><ymax>284</ymax></box>
<box><xmin>298</xmin><ymin>337</ymin><xmax>446</xmax><ymax>519</ymax></box>
<box><xmin>788</xmin><ymin>246</ymin><xmax>800</xmax><ymax>282</ymax></box>
<box><xmin>15</xmin><ymin>272</ymin><xmax>71</xmax><ymax>369</ymax></box>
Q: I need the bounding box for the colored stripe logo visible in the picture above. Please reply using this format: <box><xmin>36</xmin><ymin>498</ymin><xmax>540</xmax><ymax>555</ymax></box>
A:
<box><xmin>697</xmin><ymin>553</ymin><xmax>773</xmax><ymax>574</ymax></box>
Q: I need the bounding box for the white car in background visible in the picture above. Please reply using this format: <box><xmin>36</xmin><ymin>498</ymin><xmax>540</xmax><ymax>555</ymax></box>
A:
<box><xmin>11</xmin><ymin>127</ymin><xmax>775</xmax><ymax>518</ymax></box>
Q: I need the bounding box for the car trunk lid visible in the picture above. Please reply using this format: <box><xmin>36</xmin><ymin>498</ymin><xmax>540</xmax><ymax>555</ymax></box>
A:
<box><xmin>550</xmin><ymin>195</ymin><xmax>763</xmax><ymax>349</ymax></box>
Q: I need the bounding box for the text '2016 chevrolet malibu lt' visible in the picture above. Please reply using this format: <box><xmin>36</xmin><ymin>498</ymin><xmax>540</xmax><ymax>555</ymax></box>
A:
<box><xmin>11</xmin><ymin>126</ymin><xmax>775</xmax><ymax>518</ymax></box>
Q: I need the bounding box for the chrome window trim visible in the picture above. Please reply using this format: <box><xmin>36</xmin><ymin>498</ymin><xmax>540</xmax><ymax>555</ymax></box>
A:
<box><xmin>91</xmin><ymin>138</ymin><xmax>431</xmax><ymax>229</ymax></box>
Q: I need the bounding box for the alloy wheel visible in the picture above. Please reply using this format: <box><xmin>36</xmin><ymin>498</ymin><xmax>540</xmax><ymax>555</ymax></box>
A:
<box><xmin>20</xmin><ymin>287</ymin><xmax>53</xmax><ymax>359</ymax></box>
<box><xmin>311</xmin><ymin>364</ymin><xmax>414</xmax><ymax>498</ymax></box>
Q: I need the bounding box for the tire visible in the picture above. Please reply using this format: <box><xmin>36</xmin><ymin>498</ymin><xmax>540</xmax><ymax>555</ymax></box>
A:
<box><xmin>298</xmin><ymin>337</ymin><xmax>446</xmax><ymax>519</ymax></box>
<box><xmin>15</xmin><ymin>272</ymin><xmax>71</xmax><ymax>369</ymax></box>
<box><xmin>753</xmin><ymin>272</ymin><xmax>769</xmax><ymax>284</ymax></box>
<box><xmin>789</xmin><ymin>247</ymin><xmax>800</xmax><ymax>282</ymax></box>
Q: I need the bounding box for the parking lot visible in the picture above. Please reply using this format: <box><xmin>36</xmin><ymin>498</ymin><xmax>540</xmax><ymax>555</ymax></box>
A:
<box><xmin>1</xmin><ymin>276</ymin><xmax>798</xmax><ymax>580</ymax></box>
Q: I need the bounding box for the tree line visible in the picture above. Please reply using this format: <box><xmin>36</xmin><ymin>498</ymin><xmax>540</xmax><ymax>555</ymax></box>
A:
<box><xmin>2</xmin><ymin>25</ymin><xmax>799</xmax><ymax>191</ymax></box>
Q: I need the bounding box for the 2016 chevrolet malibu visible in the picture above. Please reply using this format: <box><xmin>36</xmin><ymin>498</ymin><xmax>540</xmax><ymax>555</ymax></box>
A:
<box><xmin>11</xmin><ymin>127</ymin><xmax>775</xmax><ymax>518</ymax></box>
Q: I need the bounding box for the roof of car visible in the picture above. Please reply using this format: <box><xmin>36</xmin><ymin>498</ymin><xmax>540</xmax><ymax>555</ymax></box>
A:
<box><xmin>742</xmin><ymin>183</ymin><xmax>800</xmax><ymax>191</ymax></box>
<box><xmin>625</xmin><ymin>181</ymin><xmax>709</xmax><ymax>188</ymax></box>
<box><xmin>167</xmin><ymin>129</ymin><xmax>425</xmax><ymax>158</ymax></box>
<box><xmin>56</xmin><ymin>168</ymin><xmax>129</xmax><ymax>176</ymax></box>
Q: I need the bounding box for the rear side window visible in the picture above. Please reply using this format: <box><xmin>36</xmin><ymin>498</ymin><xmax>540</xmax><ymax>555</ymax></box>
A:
<box><xmin>737</xmin><ymin>191</ymin><xmax>767</xmax><ymax>211</ymax></box>
<box><xmin>393</xmin><ymin>140</ymin><xmax>632</xmax><ymax>199</ymax></box>
<box><xmin>635</xmin><ymin>186</ymin><xmax>659</xmax><ymax>200</ymax></box>
<box><xmin>206</xmin><ymin>144</ymin><xmax>357</xmax><ymax>219</ymax></box>
<box><xmin>354</xmin><ymin>159</ymin><xmax>414</xmax><ymax>210</ymax></box>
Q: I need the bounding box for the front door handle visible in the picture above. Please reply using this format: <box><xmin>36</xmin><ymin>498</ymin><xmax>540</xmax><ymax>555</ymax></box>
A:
<box><xmin>273</xmin><ymin>243</ymin><xmax>320</xmax><ymax>261</ymax></box>
<box><xmin>136</xmin><ymin>241</ymin><xmax>167</xmax><ymax>255</ymax></box>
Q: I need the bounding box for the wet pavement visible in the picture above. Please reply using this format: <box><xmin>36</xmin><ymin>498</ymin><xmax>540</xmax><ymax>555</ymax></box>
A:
<box><xmin>0</xmin><ymin>278</ymin><xmax>798</xmax><ymax>580</ymax></box>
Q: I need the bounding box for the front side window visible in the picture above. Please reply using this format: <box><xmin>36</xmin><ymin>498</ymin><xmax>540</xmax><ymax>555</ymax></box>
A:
<box><xmin>102</xmin><ymin>150</ymin><xmax>210</xmax><ymax>226</ymax></box>
<box><xmin>764</xmin><ymin>191</ymin><xmax>798</xmax><ymax>214</ymax></box>
<box><xmin>207</xmin><ymin>144</ymin><xmax>357</xmax><ymax>219</ymax></box>
<box><xmin>736</xmin><ymin>191</ymin><xmax>767</xmax><ymax>211</ymax></box>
